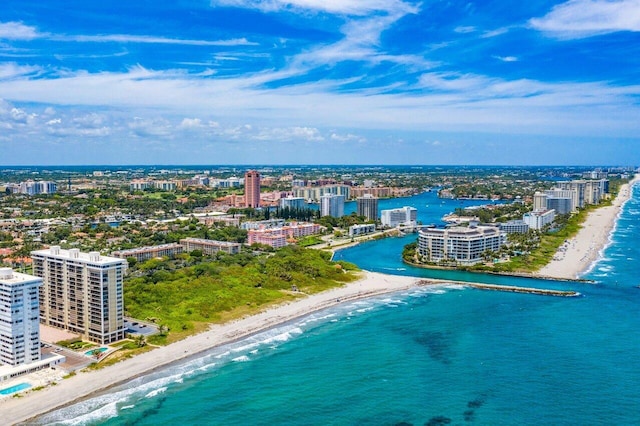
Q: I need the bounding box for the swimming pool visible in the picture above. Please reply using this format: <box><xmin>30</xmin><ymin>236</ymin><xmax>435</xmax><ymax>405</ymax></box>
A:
<box><xmin>85</xmin><ymin>347</ymin><xmax>108</xmax><ymax>356</ymax></box>
<box><xmin>0</xmin><ymin>382</ymin><xmax>31</xmax><ymax>395</ymax></box>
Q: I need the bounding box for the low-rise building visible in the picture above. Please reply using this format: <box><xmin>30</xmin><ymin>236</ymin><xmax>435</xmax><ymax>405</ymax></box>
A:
<box><xmin>349</xmin><ymin>223</ymin><xmax>376</xmax><ymax>237</ymax></box>
<box><xmin>111</xmin><ymin>243</ymin><xmax>184</xmax><ymax>262</ymax></box>
<box><xmin>241</xmin><ymin>219</ymin><xmax>285</xmax><ymax>230</ymax></box>
<box><xmin>180</xmin><ymin>238</ymin><xmax>242</xmax><ymax>255</ymax></box>
<box><xmin>498</xmin><ymin>220</ymin><xmax>530</xmax><ymax>234</ymax></box>
<box><xmin>247</xmin><ymin>228</ymin><xmax>288</xmax><ymax>249</ymax></box>
<box><xmin>247</xmin><ymin>222</ymin><xmax>322</xmax><ymax>248</ymax></box>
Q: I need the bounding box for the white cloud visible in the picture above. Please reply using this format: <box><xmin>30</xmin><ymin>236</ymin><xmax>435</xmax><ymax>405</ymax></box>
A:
<box><xmin>0</xmin><ymin>22</ymin><xmax>40</xmax><ymax>40</ymax></box>
<box><xmin>72</xmin><ymin>113</ymin><xmax>106</xmax><ymax>128</ymax></box>
<box><xmin>494</xmin><ymin>55</ymin><xmax>518</xmax><ymax>62</ymax></box>
<box><xmin>454</xmin><ymin>26</ymin><xmax>476</xmax><ymax>34</ymax></box>
<box><xmin>481</xmin><ymin>27</ymin><xmax>510</xmax><ymax>38</ymax></box>
<box><xmin>179</xmin><ymin>118</ymin><xmax>205</xmax><ymax>129</ymax></box>
<box><xmin>128</xmin><ymin>117</ymin><xmax>174</xmax><ymax>138</ymax></box>
<box><xmin>530</xmin><ymin>0</ymin><xmax>640</xmax><ymax>38</ymax></box>
<box><xmin>61</xmin><ymin>34</ymin><xmax>257</xmax><ymax>46</ymax></box>
<box><xmin>330</xmin><ymin>132</ymin><xmax>365</xmax><ymax>142</ymax></box>
<box><xmin>0</xmin><ymin>63</ymin><xmax>42</xmax><ymax>80</ymax></box>
<box><xmin>211</xmin><ymin>0</ymin><xmax>416</xmax><ymax>16</ymax></box>
<box><xmin>0</xmin><ymin>20</ymin><xmax>256</xmax><ymax>46</ymax></box>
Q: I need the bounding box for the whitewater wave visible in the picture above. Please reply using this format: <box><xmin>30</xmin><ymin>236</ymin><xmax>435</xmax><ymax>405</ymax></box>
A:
<box><xmin>35</xmin><ymin>285</ymin><xmax>456</xmax><ymax>425</ymax></box>
<box><xmin>145</xmin><ymin>387</ymin><xmax>167</xmax><ymax>399</ymax></box>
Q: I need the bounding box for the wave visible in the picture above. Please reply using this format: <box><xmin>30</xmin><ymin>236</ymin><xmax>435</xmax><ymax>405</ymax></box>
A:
<box><xmin>582</xmin><ymin>187</ymin><xmax>636</xmax><ymax>278</ymax></box>
<box><xmin>232</xmin><ymin>355</ymin><xmax>250</xmax><ymax>362</ymax></box>
<box><xmin>36</xmin><ymin>284</ymin><xmax>458</xmax><ymax>425</ymax></box>
<box><xmin>145</xmin><ymin>386</ymin><xmax>167</xmax><ymax>399</ymax></box>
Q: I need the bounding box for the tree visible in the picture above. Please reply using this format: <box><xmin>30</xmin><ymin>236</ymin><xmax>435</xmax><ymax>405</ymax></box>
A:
<box><xmin>134</xmin><ymin>334</ymin><xmax>147</xmax><ymax>348</ymax></box>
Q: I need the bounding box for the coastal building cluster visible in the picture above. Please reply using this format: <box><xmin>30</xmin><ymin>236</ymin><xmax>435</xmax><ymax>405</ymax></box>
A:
<box><xmin>0</xmin><ymin>165</ymin><xmax>633</xmax><ymax>390</ymax></box>
<box><xmin>3</xmin><ymin>181</ymin><xmax>57</xmax><ymax>196</ymax></box>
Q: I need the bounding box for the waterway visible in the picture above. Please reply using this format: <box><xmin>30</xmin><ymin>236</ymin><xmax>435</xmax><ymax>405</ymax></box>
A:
<box><xmin>36</xmin><ymin>186</ymin><xmax>640</xmax><ymax>425</ymax></box>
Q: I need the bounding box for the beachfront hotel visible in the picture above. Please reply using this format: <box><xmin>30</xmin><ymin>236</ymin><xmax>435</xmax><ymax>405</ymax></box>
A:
<box><xmin>31</xmin><ymin>247</ymin><xmax>127</xmax><ymax>345</ymax></box>
<box><xmin>417</xmin><ymin>224</ymin><xmax>506</xmax><ymax>265</ymax></box>
<box><xmin>244</xmin><ymin>170</ymin><xmax>261</xmax><ymax>208</ymax></box>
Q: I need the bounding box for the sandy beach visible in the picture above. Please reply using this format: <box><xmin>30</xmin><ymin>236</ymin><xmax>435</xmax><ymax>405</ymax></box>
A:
<box><xmin>4</xmin><ymin>178</ymin><xmax>637</xmax><ymax>424</ymax></box>
<box><xmin>3</xmin><ymin>271</ymin><xmax>425</xmax><ymax>425</ymax></box>
<box><xmin>536</xmin><ymin>175</ymin><xmax>639</xmax><ymax>280</ymax></box>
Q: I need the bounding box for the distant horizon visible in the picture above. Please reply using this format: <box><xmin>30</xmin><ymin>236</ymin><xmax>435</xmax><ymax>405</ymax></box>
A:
<box><xmin>0</xmin><ymin>163</ymin><xmax>636</xmax><ymax>170</ymax></box>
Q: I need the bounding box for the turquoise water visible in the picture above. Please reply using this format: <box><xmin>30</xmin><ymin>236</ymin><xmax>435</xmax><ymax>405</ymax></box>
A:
<box><xmin>0</xmin><ymin>382</ymin><xmax>31</xmax><ymax>395</ymax></box>
<box><xmin>85</xmin><ymin>347</ymin><xmax>108</xmax><ymax>356</ymax></box>
<box><xmin>35</xmin><ymin>185</ymin><xmax>640</xmax><ymax>425</ymax></box>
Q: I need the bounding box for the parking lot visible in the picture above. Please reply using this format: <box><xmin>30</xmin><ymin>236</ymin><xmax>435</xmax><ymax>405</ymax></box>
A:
<box><xmin>124</xmin><ymin>318</ymin><xmax>158</xmax><ymax>336</ymax></box>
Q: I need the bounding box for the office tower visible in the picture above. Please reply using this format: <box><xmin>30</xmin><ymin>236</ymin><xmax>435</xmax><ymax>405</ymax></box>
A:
<box><xmin>320</xmin><ymin>194</ymin><xmax>345</xmax><ymax>218</ymax></box>
<box><xmin>357</xmin><ymin>194</ymin><xmax>379</xmax><ymax>221</ymax></box>
<box><xmin>31</xmin><ymin>246</ymin><xmax>127</xmax><ymax>344</ymax></box>
<box><xmin>244</xmin><ymin>170</ymin><xmax>261</xmax><ymax>208</ymax></box>
<box><xmin>0</xmin><ymin>268</ymin><xmax>42</xmax><ymax>366</ymax></box>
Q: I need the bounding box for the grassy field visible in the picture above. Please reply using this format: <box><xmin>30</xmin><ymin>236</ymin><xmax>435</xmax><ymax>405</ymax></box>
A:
<box><xmin>124</xmin><ymin>246</ymin><xmax>360</xmax><ymax>343</ymax></box>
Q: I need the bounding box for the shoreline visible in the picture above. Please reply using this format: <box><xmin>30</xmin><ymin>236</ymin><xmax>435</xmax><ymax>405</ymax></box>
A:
<box><xmin>535</xmin><ymin>175</ymin><xmax>639</xmax><ymax>280</ymax></box>
<box><xmin>3</xmin><ymin>271</ymin><xmax>420</xmax><ymax>424</ymax></box>
<box><xmin>4</xmin><ymin>270</ymin><xmax>581</xmax><ymax>424</ymax></box>
<box><xmin>5</xmin><ymin>179</ymin><xmax>636</xmax><ymax>423</ymax></box>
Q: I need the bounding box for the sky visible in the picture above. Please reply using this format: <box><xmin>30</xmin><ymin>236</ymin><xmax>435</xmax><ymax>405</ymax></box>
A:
<box><xmin>1</xmin><ymin>0</ymin><xmax>639</xmax><ymax>166</ymax></box>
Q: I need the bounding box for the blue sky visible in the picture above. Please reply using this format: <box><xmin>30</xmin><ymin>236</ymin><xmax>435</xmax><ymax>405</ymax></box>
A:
<box><xmin>0</xmin><ymin>0</ymin><xmax>639</xmax><ymax>165</ymax></box>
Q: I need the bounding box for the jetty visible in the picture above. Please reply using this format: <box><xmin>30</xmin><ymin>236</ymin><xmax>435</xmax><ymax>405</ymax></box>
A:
<box><xmin>417</xmin><ymin>280</ymin><xmax>580</xmax><ymax>297</ymax></box>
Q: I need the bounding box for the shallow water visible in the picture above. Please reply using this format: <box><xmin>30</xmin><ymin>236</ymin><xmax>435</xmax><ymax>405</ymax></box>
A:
<box><xmin>36</xmin><ymin>184</ymin><xmax>640</xmax><ymax>425</ymax></box>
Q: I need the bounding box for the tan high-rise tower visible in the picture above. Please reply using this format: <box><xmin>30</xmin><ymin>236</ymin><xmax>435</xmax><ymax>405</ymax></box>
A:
<box><xmin>244</xmin><ymin>170</ymin><xmax>261</xmax><ymax>208</ymax></box>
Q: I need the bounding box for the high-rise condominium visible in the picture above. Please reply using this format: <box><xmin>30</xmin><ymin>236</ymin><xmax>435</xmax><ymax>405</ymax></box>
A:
<box><xmin>356</xmin><ymin>194</ymin><xmax>379</xmax><ymax>221</ymax></box>
<box><xmin>31</xmin><ymin>246</ymin><xmax>127</xmax><ymax>344</ymax></box>
<box><xmin>0</xmin><ymin>268</ymin><xmax>42</xmax><ymax>366</ymax></box>
<box><xmin>320</xmin><ymin>194</ymin><xmax>345</xmax><ymax>218</ymax></box>
<box><xmin>244</xmin><ymin>170</ymin><xmax>261</xmax><ymax>208</ymax></box>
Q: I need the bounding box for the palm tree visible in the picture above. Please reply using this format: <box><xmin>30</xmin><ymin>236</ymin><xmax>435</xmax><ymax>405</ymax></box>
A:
<box><xmin>134</xmin><ymin>334</ymin><xmax>147</xmax><ymax>348</ymax></box>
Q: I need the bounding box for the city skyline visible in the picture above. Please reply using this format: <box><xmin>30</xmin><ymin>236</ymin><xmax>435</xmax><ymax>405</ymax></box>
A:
<box><xmin>1</xmin><ymin>1</ymin><xmax>639</xmax><ymax>165</ymax></box>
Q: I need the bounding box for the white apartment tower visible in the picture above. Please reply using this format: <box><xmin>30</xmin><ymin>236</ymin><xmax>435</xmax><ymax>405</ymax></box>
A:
<box><xmin>320</xmin><ymin>194</ymin><xmax>345</xmax><ymax>218</ymax></box>
<box><xmin>0</xmin><ymin>268</ymin><xmax>42</xmax><ymax>366</ymax></box>
<box><xmin>31</xmin><ymin>246</ymin><xmax>127</xmax><ymax>344</ymax></box>
<box><xmin>381</xmin><ymin>206</ymin><xmax>418</xmax><ymax>227</ymax></box>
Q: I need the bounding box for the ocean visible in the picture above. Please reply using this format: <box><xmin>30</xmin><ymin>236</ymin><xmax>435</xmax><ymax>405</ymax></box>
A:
<box><xmin>34</xmin><ymin>186</ymin><xmax>640</xmax><ymax>425</ymax></box>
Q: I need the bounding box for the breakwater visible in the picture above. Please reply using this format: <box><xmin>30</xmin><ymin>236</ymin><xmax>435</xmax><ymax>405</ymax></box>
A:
<box><xmin>417</xmin><ymin>280</ymin><xmax>580</xmax><ymax>297</ymax></box>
